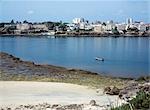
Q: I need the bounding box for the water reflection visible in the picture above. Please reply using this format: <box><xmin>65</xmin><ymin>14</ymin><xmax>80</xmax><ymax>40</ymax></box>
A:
<box><xmin>0</xmin><ymin>36</ymin><xmax>149</xmax><ymax>78</ymax></box>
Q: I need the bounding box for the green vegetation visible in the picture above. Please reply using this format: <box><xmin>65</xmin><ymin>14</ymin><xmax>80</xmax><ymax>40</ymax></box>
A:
<box><xmin>112</xmin><ymin>27</ymin><xmax>120</xmax><ymax>35</ymax></box>
<box><xmin>111</xmin><ymin>91</ymin><xmax>150</xmax><ymax>110</ymax></box>
<box><xmin>135</xmin><ymin>76</ymin><xmax>150</xmax><ymax>82</ymax></box>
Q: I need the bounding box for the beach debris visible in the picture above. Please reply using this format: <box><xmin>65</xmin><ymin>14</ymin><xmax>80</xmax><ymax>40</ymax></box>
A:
<box><xmin>89</xmin><ymin>100</ymin><xmax>96</xmax><ymax>106</ymax></box>
<box><xmin>103</xmin><ymin>87</ymin><xmax>111</xmax><ymax>94</ymax></box>
<box><xmin>109</xmin><ymin>86</ymin><xmax>120</xmax><ymax>95</ymax></box>
<box><xmin>104</xmin><ymin>86</ymin><xmax>120</xmax><ymax>95</ymax></box>
<box><xmin>119</xmin><ymin>82</ymin><xmax>150</xmax><ymax>101</ymax></box>
<box><xmin>0</xmin><ymin>102</ymin><xmax>106</xmax><ymax>110</ymax></box>
<box><xmin>104</xmin><ymin>82</ymin><xmax>150</xmax><ymax>100</ymax></box>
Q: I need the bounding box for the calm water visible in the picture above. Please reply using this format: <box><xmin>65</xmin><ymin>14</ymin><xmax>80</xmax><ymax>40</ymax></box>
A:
<box><xmin>0</xmin><ymin>36</ymin><xmax>149</xmax><ymax>78</ymax></box>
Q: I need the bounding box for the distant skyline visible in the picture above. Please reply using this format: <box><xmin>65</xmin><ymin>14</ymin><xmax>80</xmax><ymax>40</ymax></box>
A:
<box><xmin>0</xmin><ymin>0</ymin><xmax>150</xmax><ymax>23</ymax></box>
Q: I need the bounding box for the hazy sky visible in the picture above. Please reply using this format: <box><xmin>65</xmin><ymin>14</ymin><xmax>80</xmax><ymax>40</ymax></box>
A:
<box><xmin>0</xmin><ymin>0</ymin><xmax>150</xmax><ymax>23</ymax></box>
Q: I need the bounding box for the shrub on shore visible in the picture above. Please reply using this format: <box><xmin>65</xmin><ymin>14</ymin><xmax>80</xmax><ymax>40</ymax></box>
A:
<box><xmin>111</xmin><ymin>91</ymin><xmax>150</xmax><ymax>110</ymax></box>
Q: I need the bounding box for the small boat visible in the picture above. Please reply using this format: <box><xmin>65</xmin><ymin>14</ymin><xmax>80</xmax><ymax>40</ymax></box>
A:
<box><xmin>50</xmin><ymin>36</ymin><xmax>56</xmax><ymax>39</ymax></box>
<box><xmin>47</xmin><ymin>36</ymin><xmax>55</xmax><ymax>39</ymax></box>
<box><xmin>95</xmin><ymin>57</ymin><xmax>104</xmax><ymax>61</ymax></box>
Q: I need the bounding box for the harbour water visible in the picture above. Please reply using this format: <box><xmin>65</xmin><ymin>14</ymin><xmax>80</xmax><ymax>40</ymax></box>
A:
<box><xmin>0</xmin><ymin>36</ymin><xmax>149</xmax><ymax>78</ymax></box>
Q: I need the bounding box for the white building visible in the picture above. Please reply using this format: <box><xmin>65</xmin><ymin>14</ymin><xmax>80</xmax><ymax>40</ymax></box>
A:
<box><xmin>32</xmin><ymin>24</ymin><xmax>48</xmax><ymax>30</ymax></box>
<box><xmin>116</xmin><ymin>23</ymin><xmax>126</xmax><ymax>31</ymax></box>
<box><xmin>4</xmin><ymin>24</ymin><xmax>12</xmax><ymax>28</ymax></box>
<box><xmin>79</xmin><ymin>22</ymin><xmax>86</xmax><ymax>30</ymax></box>
<box><xmin>138</xmin><ymin>24</ymin><xmax>147</xmax><ymax>32</ymax></box>
<box><xmin>78</xmin><ymin>22</ymin><xmax>92</xmax><ymax>30</ymax></box>
<box><xmin>66</xmin><ymin>23</ymin><xmax>77</xmax><ymax>31</ymax></box>
<box><xmin>72</xmin><ymin>18</ymin><xmax>84</xmax><ymax>24</ymax></box>
<box><xmin>126</xmin><ymin>18</ymin><xmax>133</xmax><ymax>25</ymax></box>
<box><xmin>16</xmin><ymin>23</ymin><xmax>30</xmax><ymax>30</ymax></box>
<box><xmin>93</xmin><ymin>24</ymin><xmax>104</xmax><ymax>33</ymax></box>
<box><xmin>105</xmin><ymin>24</ymin><xmax>115</xmax><ymax>31</ymax></box>
<box><xmin>84</xmin><ymin>24</ymin><xmax>93</xmax><ymax>30</ymax></box>
<box><xmin>101</xmin><ymin>21</ymin><xmax>115</xmax><ymax>31</ymax></box>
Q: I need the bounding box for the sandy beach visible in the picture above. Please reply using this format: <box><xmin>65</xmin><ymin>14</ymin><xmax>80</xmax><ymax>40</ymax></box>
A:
<box><xmin>0</xmin><ymin>81</ymin><xmax>124</xmax><ymax>108</ymax></box>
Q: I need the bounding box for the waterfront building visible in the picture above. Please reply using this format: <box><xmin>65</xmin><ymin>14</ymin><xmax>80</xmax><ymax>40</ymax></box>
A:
<box><xmin>72</xmin><ymin>18</ymin><xmax>84</xmax><ymax>24</ymax></box>
<box><xmin>16</xmin><ymin>23</ymin><xmax>31</xmax><ymax>30</ymax></box>
<box><xmin>93</xmin><ymin>24</ymin><xmax>104</xmax><ymax>33</ymax></box>
<box><xmin>4</xmin><ymin>24</ymin><xmax>12</xmax><ymax>28</ymax></box>
<box><xmin>133</xmin><ymin>21</ymin><xmax>147</xmax><ymax>32</ymax></box>
<box><xmin>4</xmin><ymin>23</ymin><xmax>16</xmax><ymax>29</ymax></box>
<box><xmin>105</xmin><ymin>24</ymin><xmax>115</xmax><ymax>31</ymax></box>
<box><xmin>67</xmin><ymin>24</ymin><xmax>76</xmax><ymax>31</ymax></box>
<box><xmin>126</xmin><ymin>18</ymin><xmax>133</xmax><ymax>25</ymax></box>
<box><xmin>72</xmin><ymin>17</ymin><xmax>92</xmax><ymax>30</ymax></box>
<box><xmin>79</xmin><ymin>22</ymin><xmax>93</xmax><ymax>31</ymax></box>
<box><xmin>84</xmin><ymin>24</ymin><xmax>93</xmax><ymax>31</ymax></box>
<box><xmin>116</xmin><ymin>23</ymin><xmax>126</xmax><ymax>31</ymax></box>
<box><xmin>138</xmin><ymin>24</ymin><xmax>147</xmax><ymax>32</ymax></box>
<box><xmin>79</xmin><ymin>22</ymin><xmax>86</xmax><ymax>30</ymax></box>
<box><xmin>102</xmin><ymin>21</ymin><xmax>115</xmax><ymax>32</ymax></box>
<box><xmin>32</xmin><ymin>24</ymin><xmax>48</xmax><ymax>31</ymax></box>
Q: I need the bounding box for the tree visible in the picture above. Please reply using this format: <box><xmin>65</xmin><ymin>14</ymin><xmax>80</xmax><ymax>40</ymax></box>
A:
<box><xmin>23</xmin><ymin>20</ymin><xmax>28</xmax><ymax>23</ymax></box>
<box><xmin>102</xmin><ymin>22</ymin><xmax>106</xmax><ymax>26</ymax></box>
<box><xmin>54</xmin><ymin>22</ymin><xmax>61</xmax><ymax>26</ymax></box>
<box><xmin>112</xmin><ymin>26</ymin><xmax>120</xmax><ymax>35</ymax></box>
<box><xmin>60</xmin><ymin>20</ymin><xmax>62</xmax><ymax>24</ymax></box>
<box><xmin>11</xmin><ymin>19</ymin><xmax>14</xmax><ymax>24</ymax></box>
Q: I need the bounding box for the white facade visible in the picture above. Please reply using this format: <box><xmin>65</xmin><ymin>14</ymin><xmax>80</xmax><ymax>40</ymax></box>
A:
<box><xmin>67</xmin><ymin>23</ymin><xmax>77</xmax><ymax>31</ymax></box>
<box><xmin>79</xmin><ymin>23</ymin><xmax>86</xmax><ymax>29</ymax></box>
<box><xmin>138</xmin><ymin>24</ymin><xmax>147</xmax><ymax>32</ymax></box>
<box><xmin>84</xmin><ymin>25</ymin><xmax>93</xmax><ymax>30</ymax></box>
<box><xmin>106</xmin><ymin>24</ymin><xmax>115</xmax><ymax>31</ymax></box>
<box><xmin>93</xmin><ymin>24</ymin><xmax>104</xmax><ymax>33</ymax></box>
<box><xmin>116</xmin><ymin>23</ymin><xmax>126</xmax><ymax>31</ymax></box>
<box><xmin>126</xmin><ymin>18</ymin><xmax>133</xmax><ymax>25</ymax></box>
<box><xmin>32</xmin><ymin>24</ymin><xmax>48</xmax><ymax>30</ymax></box>
<box><xmin>72</xmin><ymin>18</ymin><xmax>84</xmax><ymax>24</ymax></box>
<box><xmin>79</xmin><ymin>23</ymin><xmax>93</xmax><ymax>30</ymax></box>
<box><xmin>16</xmin><ymin>23</ymin><xmax>30</xmax><ymax>30</ymax></box>
<box><xmin>4</xmin><ymin>24</ymin><xmax>12</xmax><ymax>28</ymax></box>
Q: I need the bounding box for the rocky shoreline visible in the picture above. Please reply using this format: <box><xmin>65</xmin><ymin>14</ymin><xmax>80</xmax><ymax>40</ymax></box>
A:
<box><xmin>0</xmin><ymin>52</ymin><xmax>98</xmax><ymax>79</ymax></box>
<box><xmin>0</xmin><ymin>52</ymin><xmax>149</xmax><ymax>87</ymax></box>
<box><xmin>0</xmin><ymin>52</ymin><xmax>130</xmax><ymax>88</ymax></box>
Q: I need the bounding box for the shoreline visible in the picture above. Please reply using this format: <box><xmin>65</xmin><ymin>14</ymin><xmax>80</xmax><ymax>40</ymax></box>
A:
<box><xmin>0</xmin><ymin>34</ymin><xmax>150</xmax><ymax>37</ymax></box>
<box><xmin>1</xmin><ymin>52</ymin><xmax>149</xmax><ymax>87</ymax></box>
<box><xmin>0</xmin><ymin>52</ymin><xmax>134</xmax><ymax>88</ymax></box>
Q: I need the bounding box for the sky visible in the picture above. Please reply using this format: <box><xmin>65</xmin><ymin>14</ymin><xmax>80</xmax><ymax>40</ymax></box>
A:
<box><xmin>0</xmin><ymin>0</ymin><xmax>150</xmax><ymax>23</ymax></box>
